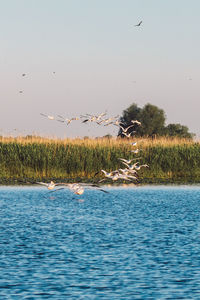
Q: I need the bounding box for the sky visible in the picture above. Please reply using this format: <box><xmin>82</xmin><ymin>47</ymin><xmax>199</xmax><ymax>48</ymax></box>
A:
<box><xmin>0</xmin><ymin>0</ymin><xmax>200</xmax><ymax>138</ymax></box>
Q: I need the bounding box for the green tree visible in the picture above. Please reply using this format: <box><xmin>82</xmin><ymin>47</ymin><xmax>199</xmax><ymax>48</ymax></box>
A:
<box><xmin>138</xmin><ymin>103</ymin><xmax>166</xmax><ymax>136</ymax></box>
<box><xmin>119</xmin><ymin>103</ymin><xmax>166</xmax><ymax>137</ymax></box>
<box><xmin>164</xmin><ymin>123</ymin><xmax>194</xmax><ymax>139</ymax></box>
<box><xmin>118</xmin><ymin>103</ymin><xmax>141</xmax><ymax>137</ymax></box>
<box><xmin>118</xmin><ymin>103</ymin><xmax>194</xmax><ymax>138</ymax></box>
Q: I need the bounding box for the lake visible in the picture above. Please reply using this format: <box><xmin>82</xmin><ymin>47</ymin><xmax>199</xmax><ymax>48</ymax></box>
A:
<box><xmin>1</xmin><ymin>185</ymin><xmax>200</xmax><ymax>299</ymax></box>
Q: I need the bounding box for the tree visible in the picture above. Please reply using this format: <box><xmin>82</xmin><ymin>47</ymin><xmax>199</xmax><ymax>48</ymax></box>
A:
<box><xmin>118</xmin><ymin>103</ymin><xmax>165</xmax><ymax>137</ymax></box>
<box><xmin>118</xmin><ymin>103</ymin><xmax>141</xmax><ymax>137</ymax></box>
<box><xmin>164</xmin><ymin>123</ymin><xmax>194</xmax><ymax>139</ymax></box>
<box><xmin>118</xmin><ymin>103</ymin><xmax>194</xmax><ymax>138</ymax></box>
<box><xmin>138</xmin><ymin>103</ymin><xmax>166</xmax><ymax>136</ymax></box>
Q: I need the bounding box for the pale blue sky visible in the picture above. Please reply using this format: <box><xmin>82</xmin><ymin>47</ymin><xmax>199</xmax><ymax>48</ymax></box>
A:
<box><xmin>0</xmin><ymin>0</ymin><xmax>200</xmax><ymax>137</ymax></box>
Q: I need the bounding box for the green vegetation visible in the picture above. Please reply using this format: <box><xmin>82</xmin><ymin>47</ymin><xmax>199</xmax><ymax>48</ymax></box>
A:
<box><xmin>0</xmin><ymin>137</ymin><xmax>200</xmax><ymax>184</ymax></box>
<box><xmin>119</xmin><ymin>103</ymin><xmax>194</xmax><ymax>139</ymax></box>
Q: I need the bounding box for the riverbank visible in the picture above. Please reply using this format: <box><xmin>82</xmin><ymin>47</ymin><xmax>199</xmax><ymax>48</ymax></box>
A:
<box><xmin>0</xmin><ymin>136</ymin><xmax>200</xmax><ymax>184</ymax></box>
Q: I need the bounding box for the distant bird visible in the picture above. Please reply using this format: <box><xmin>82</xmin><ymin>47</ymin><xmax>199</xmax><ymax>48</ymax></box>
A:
<box><xmin>119</xmin><ymin>124</ymin><xmax>135</xmax><ymax>133</ymax></box>
<box><xmin>119</xmin><ymin>168</ymin><xmax>138</xmax><ymax>176</ymax></box>
<box><xmin>135</xmin><ymin>21</ymin><xmax>142</xmax><ymax>27</ymax></box>
<box><xmin>131</xmin><ymin>149</ymin><xmax>140</xmax><ymax>154</ymax></box>
<box><xmin>121</xmin><ymin>131</ymin><xmax>134</xmax><ymax>138</ymax></box>
<box><xmin>112</xmin><ymin>120</ymin><xmax>125</xmax><ymax>127</ymax></box>
<box><xmin>50</xmin><ymin>182</ymin><xmax>109</xmax><ymax>195</ymax></box>
<box><xmin>100</xmin><ymin>169</ymin><xmax>118</xmax><ymax>178</ymax></box>
<box><xmin>19</xmin><ymin>90</ymin><xmax>23</xmax><ymax>93</ymax></box>
<box><xmin>98</xmin><ymin>169</ymin><xmax>120</xmax><ymax>182</ymax></box>
<box><xmin>114</xmin><ymin>174</ymin><xmax>132</xmax><ymax>181</ymax></box>
<box><xmin>22</xmin><ymin>74</ymin><xmax>26</xmax><ymax>76</ymax></box>
<box><xmin>121</xmin><ymin>161</ymin><xmax>140</xmax><ymax>170</ymax></box>
<box><xmin>37</xmin><ymin>181</ymin><xmax>58</xmax><ymax>190</ymax></box>
<box><xmin>131</xmin><ymin>120</ymin><xmax>141</xmax><ymax>126</ymax></box>
<box><xmin>40</xmin><ymin>113</ymin><xmax>55</xmax><ymax>120</ymax></box>
<box><xmin>135</xmin><ymin>164</ymin><xmax>149</xmax><ymax>171</ymax></box>
<box><xmin>118</xmin><ymin>158</ymin><xmax>138</xmax><ymax>164</ymax></box>
<box><xmin>57</xmin><ymin>115</ymin><xmax>79</xmax><ymax>125</ymax></box>
<box><xmin>130</xmin><ymin>142</ymin><xmax>137</xmax><ymax>146</ymax></box>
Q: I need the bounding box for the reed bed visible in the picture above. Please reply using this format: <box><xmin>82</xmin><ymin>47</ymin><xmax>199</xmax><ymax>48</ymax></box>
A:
<box><xmin>0</xmin><ymin>136</ymin><xmax>200</xmax><ymax>184</ymax></box>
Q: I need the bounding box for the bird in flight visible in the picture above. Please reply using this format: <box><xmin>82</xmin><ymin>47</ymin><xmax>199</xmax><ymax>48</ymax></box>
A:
<box><xmin>47</xmin><ymin>182</ymin><xmax>109</xmax><ymax>195</ymax></box>
<box><xmin>135</xmin><ymin>21</ymin><xmax>142</xmax><ymax>27</ymax></box>
<box><xmin>36</xmin><ymin>181</ymin><xmax>58</xmax><ymax>190</ymax></box>
<box><xmin>22</xmin><ymin>73</ymin><xmax>26</xmax><ymax>76</ymax></box>
<box><xmin>40</xmin><ymin>113</ymin><xmax>55</xmax><ymax>120</ymax></box>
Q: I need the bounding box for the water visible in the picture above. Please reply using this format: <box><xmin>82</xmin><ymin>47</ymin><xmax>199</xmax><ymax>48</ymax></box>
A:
<box><xmin>1</xmin><ymin>186</ymin><xmax>200</xmax><ymax>299</ymax></box>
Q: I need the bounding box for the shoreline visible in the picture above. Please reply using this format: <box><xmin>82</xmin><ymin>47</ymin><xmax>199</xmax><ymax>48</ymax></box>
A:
<box><xmin>0</xmin><ymin>177</ymin><xmax>200</xmax><ymax>185</ymax></box>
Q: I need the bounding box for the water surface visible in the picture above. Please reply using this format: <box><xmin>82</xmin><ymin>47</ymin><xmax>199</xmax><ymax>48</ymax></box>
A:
<box><xmin>1</xmin><ymin>185</ymin><xmax>200</xmax><ymax>299</ymax></box>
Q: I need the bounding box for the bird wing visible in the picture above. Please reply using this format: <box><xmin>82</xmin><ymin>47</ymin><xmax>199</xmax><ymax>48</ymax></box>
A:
<box><xmin>121</xmin><ymin>161</ymin><xmax>130</xmax><ymax>168</ymax></box>
<box><xmin>118</xmin><ymin>158</ymin><xmax>127</xmax><ymax>163</ymax></box>
<box><xmin>40</xmin><ymin>113</ymin><xmax>47</xmax><ymax>117</ymax></box>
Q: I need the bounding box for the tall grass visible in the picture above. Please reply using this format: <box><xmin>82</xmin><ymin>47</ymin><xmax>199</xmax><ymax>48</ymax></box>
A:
<box><xmin>0</xmin><ymin>136</ymin><xmax>200</xmax><ymax>183</ymax></box>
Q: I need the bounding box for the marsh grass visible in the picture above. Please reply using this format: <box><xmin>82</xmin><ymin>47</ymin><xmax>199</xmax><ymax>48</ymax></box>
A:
<box><xmin>0</xmin><ymin>136</ymin><xmax>200</xmax><ymax>183</ymax></box>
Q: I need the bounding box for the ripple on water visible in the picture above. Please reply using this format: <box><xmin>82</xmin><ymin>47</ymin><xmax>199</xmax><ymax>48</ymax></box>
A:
<box><xmin>0</xmin><ymin>186</ymin><xmax>200</xmax><ymax>299</ymax></box>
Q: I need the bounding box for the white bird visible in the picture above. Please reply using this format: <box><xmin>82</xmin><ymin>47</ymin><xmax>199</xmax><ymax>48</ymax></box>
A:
<box><xmin>126</xmin><ymin>174</ymin><xmax>138</xmax><ymax>181</ymax></box>
<box><xmin>135</xmin><ymin>164</ymin><xmax>149</xmax><ymax>171</ymax></box>
<box><xmin>119</xmin><ymin>124</ymin><xmax>135</xmax><ymax>133</ymax></box>
<box><xmin>130</xmin><ymin>142</ymin><xmax>137</xmax><ymax>146</ymax></box>
<box><xmin>37</xmin><ymin>181</ymin><xmax>58</xmax><ymax>190</ymax></box>
<box><xmin>40</xmin><ymin>113</ymin><xmax>55</xmax><ymax>120</ymax></box>
<box><xmin>118</xmin><ymin>158</ymin><xmax>138</xmax><ymax>164</ymax></box>
<box><xmin>119</xmin><ymin>168</ymin><xmax>138</xmax><ymax>175</ymax></box>
<box><xmin>68</xmin><ymin>183</ymin><xmax>85</xmax><ymax>195</ymax></box>
<box><xmin>98</xmin><ymin>169</ymin><xmax>120</xmax><ymax>182</ymax></box>
<box><xmin>57</xmin><ymin>115</ymin><xmax>78</xmax><ymax>125</ymax></box>
<box><xmin>121</xmin><ymin>162</ymin><xmax>140</xmax><ymax>170</ymax></box>
<box><xmin>131</xmin><ymin>149</ymin><xmax>140</xmax><ymax>154</ymax></box>
<box><xmin>101</xmin><ymin>169</ymin><xmax>119</xmax><ymax>178</ymax></box>
<box><xmin>99</xmin><ymin>169</ymin><xmax>138</xmax><ymax>182</ymax></box>
<box><xmin>121</xmin><ymin>131</ymin><xmax>134</xmax><ymax>138</ymax></box>
<box><xmin>102</xmin><ymin>115</ymin><xmax>120</xmax><ymax>126</ymax></box>
<box><xmin>112</xmin><ymin>173</ymin><xmax>134</xmax><ymax>181</ymax></box>
<box><xmin>95</xmin><ymin>112</ymin><xmax>107</xmax><ymax>121</ymax></box>
<box><xmin>131</xmin><ymin>120</ymin><xmax>141</xmax><ymax>126</ymax></box>
<box><xmin>112</xmin><ymin>120</ymin><xmax>125</xmax><ymax>127</ymax></box>
<box><xmin>53</xmin><ymin>182</ymin><xmax>108</xmax><ymax>195</ymax></box>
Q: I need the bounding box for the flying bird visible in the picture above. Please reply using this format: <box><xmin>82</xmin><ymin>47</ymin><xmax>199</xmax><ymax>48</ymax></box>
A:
<box><xmin>48</xmin><ymin>182</ymin><xmax>109</xmax><ymax>195</ymax></box>
<box><xmin>40</xmin><ymin>113</ymin><xmax>55</xmax><ymax>120</ymax></box>
<box><xmin>118</xmin><ymin>158</ymin><xmax>139</xmax><ymax>164</ymax></box>
<box><xmin>131</xmin><ymin>120</ymin><xmax>141</xmax><ymax>126</ymax></box>
<box><xmin>36</xmin><ymin>181</ymin><xmax>59</xmax><ymax>190</ymax></box>
<box><xmin>135</xmin><ymin>21</ymin><xmax>142</xmax><ymax>27</ymax></box>
<box><xmin>121</xmin><ymin>131</ymin><xmax>134</xmax><ymax>138</ymax></box>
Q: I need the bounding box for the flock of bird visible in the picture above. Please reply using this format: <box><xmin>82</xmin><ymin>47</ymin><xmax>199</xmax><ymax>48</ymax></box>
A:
<box><xmin>37</xmin><ymin>181</ymin><xmax>108</xmax><ymax>195</ymax></box>
<box><xmin>21</xmin><ymin>20</ymin><xmax>144</xmax><ymax>196</ymax></box>
<box><xmin>38</xmin><ymin>111</ymin><xmax>148</xmax><ymax>196</ymax></box>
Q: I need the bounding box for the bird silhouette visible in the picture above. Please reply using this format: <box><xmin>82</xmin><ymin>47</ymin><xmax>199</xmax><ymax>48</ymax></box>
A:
<box><xmin>135</xmin><ymin>21</ymin><xmax>142</xmax><ymax>27</ymax></box>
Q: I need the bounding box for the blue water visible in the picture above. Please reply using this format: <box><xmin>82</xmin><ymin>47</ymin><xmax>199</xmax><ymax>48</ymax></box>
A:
<box><xmin>1</xmin><ymin>186</ymin><xmax>200</xmax><ymax>299</ymax></box>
